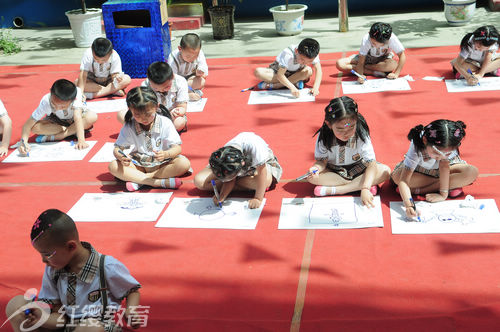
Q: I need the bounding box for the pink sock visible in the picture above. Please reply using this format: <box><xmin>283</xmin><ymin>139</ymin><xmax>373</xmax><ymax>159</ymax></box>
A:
<box><xmin>161</xmin><ymin>178</ymin><xmax>182</xmax><ymax>189</ymax></box>
<box><xmin>314</xmin><ymin>186</ymin><xmax>336</xmax><ymax>197</ymax></box>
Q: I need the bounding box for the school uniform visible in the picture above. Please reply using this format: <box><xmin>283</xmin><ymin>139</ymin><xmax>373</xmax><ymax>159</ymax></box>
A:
<box><xmin>168</xmin><ymin>48</ymin><xmax>209</xmax><ymax>79</ymax></box>
<box><xmin>269</xmin><ymin>45</ymin><xmax>320</xmax><ymax>77</ymax></box>
<box><xmin>225</xmin><ymin>132</ymin><xmax>282</xmax><ymax>184</ymax></box>
<box><xmin>38</xmin><ymin>242</ymin><xmax>140</xmax><ymax>332</ymax></box>
<box><xmin>115</xmin><ymin>114</ymin><xmax>182</xmax><ymax>168</ymax></box>
<box><xmin>356</xmin><ymin>33</ymin><xmax>405</xmax><ymax>64</ymax></box>
<box><xmin>31</xmin><ymin>89</ymin><xmax>86</xmax><ymax>127</ymax></box>
<box><xmin>459</xmin><ymin>35</ymin><xmax>499</xmax><ymax>72</ymax></box>
<box><xmin>393</xmin><ymin>141</ymin><xmax>465</xmax><ymax>178</ymax></box>
<box><xmin>315</xmin><ymin>134</ymin><xmax>376</xmax><ymax>180</ymax></box>
<box><xmin>141</xmin><ymin>75</ymin><xmax>189</xmax><ymax>111</ymax></box>
<box><xmin>80</xmin><ymin>48</ymin><xmax>123</xmax><ymax>85</ymax></box>
<box><xmin>0</xmin><ymin>99</ymin><xmax>8</xmax><ymax>118</ymax></box>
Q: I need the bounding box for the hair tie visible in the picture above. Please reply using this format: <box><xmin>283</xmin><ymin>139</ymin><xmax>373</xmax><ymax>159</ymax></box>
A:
<box><xmin>454</xmin><ymin>129</ymin><xmax>461</xmax><ymax>137</ymax></box>
<box><xmin>419</xmin><ymin>130</ymin><xmax>424</xmax><ymax>138</ymax></box>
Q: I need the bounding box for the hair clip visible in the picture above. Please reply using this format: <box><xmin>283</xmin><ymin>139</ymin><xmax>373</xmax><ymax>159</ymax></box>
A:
<box><xmin>419</xmin><ymin>130</ymin><xmax>424</xmax><ymax>138</ymax></box>
<box><xmin>454</xmin><ymin>129</ymin><xmax>461</xmax><ymax>137</ymax></box>
<box><xmin>344</xmin><ymin>122</ymin><xmax>351</xmax><ymax>128</ymax></box>
<box><xmin>429</xmin><ymin>129</ymin><xmax>437</xmax><ymax>138</ymax></box>
<box><xmin>435</xmin><ymin>140</ymin><xmax>441</xmax><ymax>144</ymax></box>
<box><xmin>426</xmin><ymin>124</ymin><xmax>432</xmax><ymax>129</ymax></box>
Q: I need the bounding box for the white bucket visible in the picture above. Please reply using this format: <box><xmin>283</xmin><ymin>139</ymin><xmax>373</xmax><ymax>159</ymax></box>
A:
<box><xmin>269</xmin><ymin>4</ymin><xmax>308</xmax><ymax>36</ymax></box>
<box><xmin>443</xmin><ymin>0</ymin><xmax>476</xmax><ymax>26</ymax></box>
<box><xmin>65</xmin><ymin>8</ymin><xmax>103</xmax><ymax>47</ymax></box>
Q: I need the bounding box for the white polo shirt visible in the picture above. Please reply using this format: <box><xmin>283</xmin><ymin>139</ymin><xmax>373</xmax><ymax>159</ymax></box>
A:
<box><xmin>459</xmin><ymin>35</ymin><xmax>499</xmax><ymax>62</ymax></box>
<box><xmin>0</xmin><ymin>99</ymin><xmax>8</xmax><ymax>118</ymax></box>
<box><xmin>403</xmin><ymin>141</ymin><xmax>458</xmax><ymax>171</ymax></box>
<box><xmin>315</xmin><ymin>135</ymin><xmax>376</xmax><ymax>167</ymax></box>
<box><xmin>359</xmin><ymin>33</ymin><xmax>405</xmax><ymax>57</ymax></box>
<box><xmin>31</xmin><ymin>88</ymin><xmax>85</xmax><ymax>121</ymax></box>
<box><xmin>275</xmin><ymin>45</ymin><xmax>320</xmax><ymax>72</ymax></box>
<box><xmin>168</xmin><ymin>48</ymin><xmax>209</xmax><ymax>78</ymax></box>
<box><xmin>141</xmin><ymin>74</ymin><xmax>189</xmax><ymax>111</ymax></box>
<box><xmin>80</xmin><ymin>48</ymin><xmax>122</xmax><ymax>78</ymax></box>
<box><xmin>225</xmin><ymin>132</ymin><xmax>272</xmax><ymax>176</ymax></box>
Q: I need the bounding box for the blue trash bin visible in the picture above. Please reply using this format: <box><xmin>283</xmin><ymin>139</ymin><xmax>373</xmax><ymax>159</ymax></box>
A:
<box><xmin>102</xmin><ymin>0</ymin><xmax>171</xmax><ymax>78</ymax></box>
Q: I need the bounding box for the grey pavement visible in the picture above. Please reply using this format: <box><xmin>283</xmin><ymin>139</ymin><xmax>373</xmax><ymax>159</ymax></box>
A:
<box><xmin>1</xmin><ymin>6</ymin><xmax>500</xmax><ymax>66</ymax></box>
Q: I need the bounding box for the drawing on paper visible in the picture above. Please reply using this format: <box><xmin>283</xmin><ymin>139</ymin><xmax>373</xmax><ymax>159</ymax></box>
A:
<box><xmin>341</xmin><ymin>78</ymin><xmax>411</xmax><ymax>94</ymax></box>
<box><xmin>187</xmin><ymin>98</ymin><xmax>207</xmax><ymax>113</ymax></box>
<box><xmin>68</xmin><ymin>192</ymin><xmax>172</xmax><ymax>222</ymax></box>
<box><xmin>389</xmin><ymin>199</ymin><xmax>500</xmax><ymax>234</ymax></box>
<box><xmin>278</xmin><ymin>197</ymin><xmax>384</xmax><ymax>229</ymax></box>
<box><xmin>445</xmin><ymin>77</ymin><xmax>500</xmax><ymax>93</ymax></box>
<box><xmin>248</xmin><ymin>88</ymin><xmax>315</xmax><ymax>105</ymax></box>
<box><xmin>307</xmin><ymin>201</ymin><xmax>358</xmax><ymax>226</ymax></box>
<box><xmin>156</xmin><ymin>197</ymin><xmax>265</xmax><ymax>229</ymax></box>
<box><xmin>3</xmin><ymin>141</ymin><xmax>97</xmax><ymax>163</ymax></box>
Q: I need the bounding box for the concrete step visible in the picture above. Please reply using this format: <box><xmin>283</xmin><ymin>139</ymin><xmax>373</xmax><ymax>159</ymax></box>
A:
<box><xmin>169</xmin><ymin>16</ymin><xmax>203</xmax><ymax>30</ymax></box>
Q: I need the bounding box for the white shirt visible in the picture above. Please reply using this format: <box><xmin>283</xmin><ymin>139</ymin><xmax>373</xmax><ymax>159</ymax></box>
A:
<box><xmin>403</xmin><ymin>141</ymin><xmax>458</xmax><ymax>171</ymax></box>
<box><xmin>314</xmin><ymin>135</ymin><xmax>376</xmax><ymax>167</ymax></box>
<box><xmin>275</xmin><ymin>45</ymin><xmax>320</xmax><ymax>72</ymax></box>
<box><xmin>0</xmin><ymin>99</ymin><xmax>8</xmax><ymax>118</ymax></box>
<box><xmin>31</xmin><ymin>88</ymin><xmax>85</xmax><ymax>121</ymax></box>
<box><xmin>141</xmin><ymin>74</ymin><xmax>189</xmax><ymax>111</ymax></box>
<box><xmin>359</xmin><ymin>33</ymin><xmax>405</xmax><ymax>57</ymax></box>
<box><xmin>459</xmin><ymin>35</ymin><xmax>499</xmax><ymax>62</ymax></box>
<box><xmin>115</xmin><ymin>114</ymin><xmax>181</xmax><ymax>167</ymax></box>
<box><xmin>225</xmin><ymin>132</ymin><xmax>272</xmax><ymax>176</ymax></box>
<box><xmin>168</xmin><ymin>48</ymin><xmax>209</xmax><ymax>78</ymax></box>
<box><xmin>80</xmin><ymin>48</ymin><xmax>122</xmax><ymax>78</ymax></box>
<box><xmin>38</xmin><ymin>243</ymin><xmax>140</xmax><ymax>320</ymax></box>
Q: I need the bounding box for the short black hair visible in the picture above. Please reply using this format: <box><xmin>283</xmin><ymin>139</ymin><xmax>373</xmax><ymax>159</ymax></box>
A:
<box><xmin>50</xmin><ymin>79</ymin><xmax>77</xmax><ymax>101</ymax></box>
<box><xmin>369</xmin><ymin>22</ymin><xmax>392</xmax><ymax>43</ymax></box>
<box><xmin>147</xmin><ymin>61</ymin><xmax>174</xmax><ymax>84</ymax></box>
<box><xmin>297</xmin><ymin>38</ymin><xmax>320</xmax><ymax>59</ymax></box>
<box><xmin>91</xmin><ymin>37</ymin><xmax>113</xmax><ymax>58</ymax></box>
<box><xmin>31</xmin><ymin>209</ymin><xmax>79</xmax><ymax>246</ymax></box>
<box><xmin>180</xmin><ymin>33</ymin><xmax>201</xmax><ymax>50</ymax></box>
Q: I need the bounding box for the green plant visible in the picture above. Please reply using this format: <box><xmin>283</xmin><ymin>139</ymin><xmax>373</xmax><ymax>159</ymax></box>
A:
<box><xmin>0</xmin><ymin>29</ymin><xmax>21</xmax><ymax>55</ymax></box>
<box><xmin>80</xmin><ymin>0</ymin><xmax>87</xmax><ymax>13</ymax></box>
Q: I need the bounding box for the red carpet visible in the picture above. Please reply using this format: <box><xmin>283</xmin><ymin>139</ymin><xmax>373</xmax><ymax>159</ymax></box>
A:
<box><xmin>1</xmin><ymin>45</ymin><xmax>500</xmax><ymax>331</ymax></box>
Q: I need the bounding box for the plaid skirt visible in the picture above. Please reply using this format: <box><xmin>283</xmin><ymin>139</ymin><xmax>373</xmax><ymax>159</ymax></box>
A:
<box><xmin>393</xmin><ymin>155</ymin><xmax>466</xmax><ymax>178</ymax></box>
<box><xmin>325</xmin><ymin>160</ymin><xmax>369</xmax><ymax>181</ymax></box>
<box><xmin>352</xmin><ymin>52</ymin><xmax>395</xmax><ymax>65</ymax></box>
<box><xmin>268</xmin><ymin>61</ymin><xmax>303</xmax><ymax>77</ymax></box>
<box><xmin>46</xmin><ymin>108</ymin><xmax>88</xmax><ymax>127</ymax></box>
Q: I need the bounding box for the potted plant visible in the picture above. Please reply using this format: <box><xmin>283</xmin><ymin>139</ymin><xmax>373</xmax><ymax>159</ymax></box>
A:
<box><xmin>207</xmin><ymin>0</ymin><xmax>236</xmax><ymax>40</ymax></box>
<box><xmin>65</xmin><ymin>0</ymin><xmax>103</xmax><ymax>47</ymax></box>
<box><xmin>443</xmin><ymin>0</ymin><xmax>476</xmax><ymax>26</ymax></box>
<box><xmin>269</xmin><ymin>0</ymin><xmax>308</xmax><ymax>36</ymax></box>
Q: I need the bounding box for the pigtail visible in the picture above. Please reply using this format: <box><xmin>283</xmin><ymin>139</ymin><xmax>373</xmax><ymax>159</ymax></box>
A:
<box><xmin>124</xmin><ymin>110</ymin><xmax>133</xmax><ymax>123</ymax></box>
<box><xmin>407</xmin><ymin>124</ymin><xmax>426</xmax><ymax>151</ymax></box>
<box><xmin>355</xmin><ymin>113</ymin><xmax>370</xmax><ymax>143</ymax></box>
<box><xmin>314</xmin><ymin>123</ymin><xmax>335</xmax><ymax>150</ymax></box>
<box><xmin>158</xmin><ymin>104</ymin><xmax>173</xmax><ymax>121</ymax></box>
<box><xmin>460</xmin><ymin>33</ymin><xmax>473</xmax><ymax>53</ymax></box>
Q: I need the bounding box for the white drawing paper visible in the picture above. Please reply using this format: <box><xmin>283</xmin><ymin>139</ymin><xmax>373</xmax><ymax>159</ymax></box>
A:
<box><xmin>155</xmin><ymin>197</ymin><xmax>266</xmax><ymax>229</ymax></box>
<box><xmin>89</xmin><ymin>142</ymin><xmax>115</xmax><ymax>163</ymax></box>
<box><xmin>68</xmin><ymin>192</ymin><xmax>173</xmax><ymax>222</ymax></box>
<box><xmin>390</xmin><ymin>199</ymin><xmax>500</xmax><ymax>234</ymax></box>
<box><xmin>85</xmin><ymin>99</ymin><xmax>127</xmax><ymax>114</ymax></box>
<box><xmin>445</xmin><ymin>77</ymin><xmax>500</xmax><ymax>93</ymax></box>
<box><xmin>341</xmin><ymin>78</ymin><xmax>411</xmax><ymax>94</ymax></box>
<box><xmin>422</xmin><ymin>76</ymin><xmax>444</xmax><ymax>81</ymax></box>
<box><xmin>3</xmin><ymin>140</ymin><xmax>97</xmax><ymax>163</ymax></box>
<box><xmin>186</xmin><ymin>98</ymin><xmax>207</xmax><ymax>112</ymax></box>
<box><xmin>278</xmin><ymin>196</ymin><xmax>384</xmax><ymax>229</ymax></box>
<box><xmin>247</xmin><ymin>88</ymin><xmax>315</xmax><ymax>105</ymax></box>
